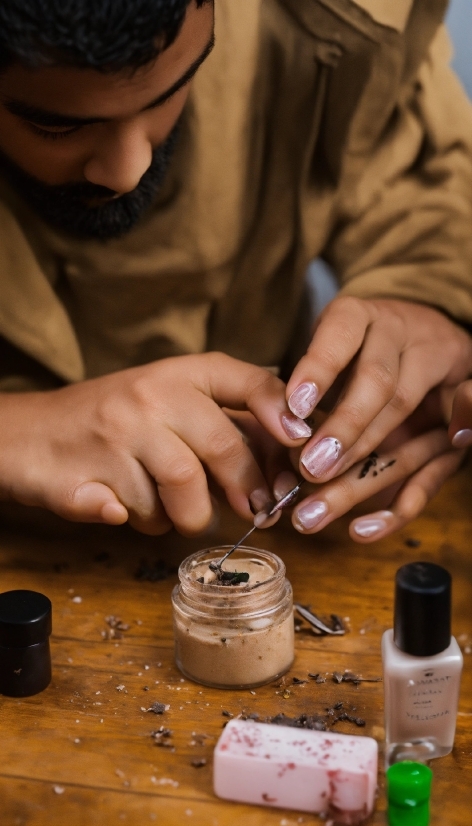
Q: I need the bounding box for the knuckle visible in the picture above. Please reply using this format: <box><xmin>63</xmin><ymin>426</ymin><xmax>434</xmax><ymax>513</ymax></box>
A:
<box><xmin>389</xmin><ymin>384</ymin><xmax>413</xmax><ymax>416</ymax></box>
<box><xmin>126</xmin><ymin>373</ymin><xmax>155</xmax><ymax>410</ymax></box>
<box><xmin>327</xmin><ymin>295</ymin><xmax>366</xmax><ymax>319</ymax></box>
<box><xmin>159</xmin><ymin>457</ymin><xmax>201</xmax><ymax>489</ymax></box>
<box><xmin>204</xmin><ymin>427</ymin><xmax>244</xmax><ymax>466</ymax></box>
<box><xmin>365</xmin><ymin>360</ymin><xmax>397</xmax><ymax>399</ymax></box>
<box><xmin>338</xmin><ymin>401</ymin><xmax>367</xmax><ymax>433</ymax></box>
<box><xmin>93</xmin><ymin>392</ymin><xmax>132</xmax><ymax>442</ymax></box>
<box><xmin>206</xmin><ymin>351</ymin><xmax>238</xmax><ymax>375</ymax></box>
<box><xmin>327</xmin><ymin>473</ymin><xmax>356</xmax><ymax>508</ymax></box>
<box><xmin>317</xmin><ymin>343</ymin><xmax>347</xmax><ymax>374</ymax></box>
<box><xmin>245</xmin><ymin>370</ymin><xmax>280</xmax><ymax>405</ymax></box>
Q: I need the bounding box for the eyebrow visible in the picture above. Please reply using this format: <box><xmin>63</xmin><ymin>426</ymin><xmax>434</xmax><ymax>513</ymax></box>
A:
<box><xmin>4</xmin><ymin>33</ymin><xmax>215</xmax><ymax>129</ymax></box>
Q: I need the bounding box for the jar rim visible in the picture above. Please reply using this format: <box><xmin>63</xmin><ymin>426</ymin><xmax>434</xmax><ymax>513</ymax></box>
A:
<box><xmin>178</xmin><ymin>545</ymin><xmax>285</xmax><ymax>596</ymax></box>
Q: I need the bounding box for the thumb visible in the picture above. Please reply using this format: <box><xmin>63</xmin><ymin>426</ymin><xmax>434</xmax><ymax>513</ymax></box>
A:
<box><xmin>69</xmin><ymin>482</ymin><xmax>129</xmax><ymax>525</ymax></box>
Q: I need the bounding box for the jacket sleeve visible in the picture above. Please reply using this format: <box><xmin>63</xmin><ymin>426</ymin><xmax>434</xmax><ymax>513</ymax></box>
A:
<box><xmin>325</xmin><ymin>26</ymin><xmax>472</xmax><ymax>326</ymax></box>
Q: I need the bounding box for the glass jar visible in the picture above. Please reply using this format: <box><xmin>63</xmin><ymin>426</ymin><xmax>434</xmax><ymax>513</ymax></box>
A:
<box><xmin>171</xmin><ymin>546</ymin><xmax>294</xmax><ymax>689</ymax></box>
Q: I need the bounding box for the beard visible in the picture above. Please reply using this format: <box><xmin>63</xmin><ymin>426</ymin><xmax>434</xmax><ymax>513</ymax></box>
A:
<box><xmin>0</xmin><ymin>124</ymin><xmax>179</xmax><ymax>240</ymax></box>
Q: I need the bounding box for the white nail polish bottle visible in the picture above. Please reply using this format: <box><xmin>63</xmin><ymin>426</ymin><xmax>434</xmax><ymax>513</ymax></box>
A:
<box><xmin>382</xmin><ymin>561</ymin><xmax>463</xmax><ymax>766</ymax></box>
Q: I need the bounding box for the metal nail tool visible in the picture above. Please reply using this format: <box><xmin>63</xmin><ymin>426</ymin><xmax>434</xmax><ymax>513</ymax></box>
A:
<box><xmin>209</xmin><ymin>481</ymin><xmax>304</xmax><ymax>573</ymax></box>
<box><xmin>294</xmin><ymin>603</ymin><xmax>346</xmax><ymax>636</ymax></box>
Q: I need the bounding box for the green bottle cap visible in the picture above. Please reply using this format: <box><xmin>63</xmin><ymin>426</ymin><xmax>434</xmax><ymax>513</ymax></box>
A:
<box><xmin>387</xmin><ymin>761</ymin><xmax>433</xmax><ymax>826</ymax></box>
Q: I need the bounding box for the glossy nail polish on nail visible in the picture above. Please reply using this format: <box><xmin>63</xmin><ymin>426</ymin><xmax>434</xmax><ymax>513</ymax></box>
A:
<box><xmin>281</xmin><ymin>414</ymin><xmax>313</xmax><ymax>440</ymax></box>
<box><xmin>353</xmin><ymin>512</ymin><xmax>392</xmax><ymax>537</ymax></box>
<box><xmin>451</xmin><ymin>429</ymin><xmax>472</xmax><ymax>448</ymax></box>
<box><xmin>294</xmin><ymin>500</ymin><xmax>328</xmax><ymax>531</ymax></box>
<box><xmin>288</xmin><ymin>383</ymin><xmax>319</xmax><ymax>419</ymax></box>
<box><xmin>301</xmin><ymin>437</ymin><xmax>341</xmax><ymax>478</ymax></box>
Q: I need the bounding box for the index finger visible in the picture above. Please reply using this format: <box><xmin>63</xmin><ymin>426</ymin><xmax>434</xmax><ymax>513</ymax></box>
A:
<box><xmin>195</xmin><ymin>353</ymin><xmax>313</xmax><ymax>446</ymax></box>
<box><xmin>286</xmin><ymin>297</ymin><xmax>373</xmax><ymax>419</ymax></box>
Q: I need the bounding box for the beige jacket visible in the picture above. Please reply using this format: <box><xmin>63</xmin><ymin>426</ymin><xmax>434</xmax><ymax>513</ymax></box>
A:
<box><xmin>1</xmin><ymin>0</ymin><xmax>472</xmax><ymax>391</ymax></box>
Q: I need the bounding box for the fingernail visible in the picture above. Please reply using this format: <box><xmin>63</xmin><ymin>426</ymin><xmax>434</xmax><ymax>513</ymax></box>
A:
<box><xmin>249</xmin><ymin>488</ymin><xmax>271</xmax><ymax>513</ymax></box>
<box><xmin>301</xmin><ymin>437</ymin><xmax>341</xmax><ymax>478</ymax></box>
<box><xmin>273</xmin><ymin>471</ymin><xmax>299</xmax><ymax>501</ymax></box>
<box><xmin>254</xmin><ymin>509</ymin><xmax>281</xmax><ymax>529</ymax></box>
<box><xmin>294</xmin><ymin>500</ymin><xmax>328</xmax><ymax>531</ymax></box>
<box><xmin>281</xmin><ymin>413</ymin><xmax>313</xmax><ymax>440</ymax></box>
<box><xmin>101</xmin><ymin>502</ymin><xmax>128</xmax><ymax>525</ymax></box>
<box><xmin>452</xmin><ymin>428</ymin><xmax>472</xmax><ymax>448</ymax></box>
<box><xmin>288</xmin><ymin>382</ymin><xmax>319</xmax><ymax>419</ymax></box>
<box><xmin>353</xmin><ymin>511</ymin><xmax>392</xmax><ymax>537</ymax></box>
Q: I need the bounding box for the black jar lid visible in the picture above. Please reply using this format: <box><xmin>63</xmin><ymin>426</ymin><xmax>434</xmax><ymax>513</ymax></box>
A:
<box><xmin>394</xmin><ymin>562</ymin><xmax>451</xmax><ymax>657</ymax></box>
<box><xmin>0</xmin><ymin>590</ymin><xmax>52</xmax><ymax>648</ymax></box>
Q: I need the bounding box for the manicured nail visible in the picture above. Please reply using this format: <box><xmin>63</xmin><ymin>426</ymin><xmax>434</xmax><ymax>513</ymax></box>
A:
<box><xmin>273</xmin><ymin>471</ymin><xmax>299</xmax><ymax>501</ymax></box>
<box><xmin>281</xmin><ymin>413</ymin><xmax>313</xmax><ymax>440</ymax></box>
<box><xmin>452</xmin><ymin>429</ymin><xmax>472</xmax><ymax>448</ymax></box>
<box><xmin>353</xmin><ymin>512</ymin><xmax>392</xmax><ymax>537</ymax></box>
<box><xmin>249</xmin><ymin>488</ymin><xmax>271</xmax><ymax>513</ymax></box>
<box><xmin>294</xmin><ymin>500</ymin><xmax>328</xmax><ymax>531</ymax></box>
<box><xmin>301</xmin><ymin>437</ymin><xmax>341</xmax><ymax>478</ymax></box>
<box><xmin>288</xmin><ymin>382</ymin><xmax>319</xmax><ymax>419</ymax></box>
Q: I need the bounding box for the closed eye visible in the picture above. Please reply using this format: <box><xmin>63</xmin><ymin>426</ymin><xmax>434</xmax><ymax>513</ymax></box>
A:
<box><xmin>28</xmin><ymin>123</ymin><xmax>83</xmax><ymax>140</ymax></box>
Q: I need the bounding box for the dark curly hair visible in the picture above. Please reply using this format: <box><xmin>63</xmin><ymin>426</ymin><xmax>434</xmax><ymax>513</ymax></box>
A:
<box><xmin>0</xmin><ymin>0</ymin><xmax>211</xmax><ymax>72</ymax></box>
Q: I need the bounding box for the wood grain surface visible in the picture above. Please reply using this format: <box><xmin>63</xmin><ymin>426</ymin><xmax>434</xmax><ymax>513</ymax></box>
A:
<box><xmin>0</xmin><ymin>460</ymin><xmax>471</xmax><ymax>826</ymax></box>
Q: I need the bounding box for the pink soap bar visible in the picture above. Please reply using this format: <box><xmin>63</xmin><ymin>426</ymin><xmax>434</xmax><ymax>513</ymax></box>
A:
<box><xmin>214</xmin><ymin>719</ymin><xmax>378</xmax><ymax>824</ymax></box>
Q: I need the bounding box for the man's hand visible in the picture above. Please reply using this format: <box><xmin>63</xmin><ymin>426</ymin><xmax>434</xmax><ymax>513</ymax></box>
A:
<box><xmin>0</xmin><ymin>353</ymin><xmax>307</xmax><ymax>535</ymax></box>
<box><xmin>283</xmin><ymin>297</ymin><xmax>472</xmax><ymax>539</ymax></box>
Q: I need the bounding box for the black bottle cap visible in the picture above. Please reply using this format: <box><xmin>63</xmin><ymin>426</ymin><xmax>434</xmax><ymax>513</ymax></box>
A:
<box><xmin>0</xmin><ymin>590</ymin><xmax>52</xmax><ymax>696</ymax></box>
<box><xmin>394</xmin><ymin>562</ymin><xmax>451</xmax><ymax>656</ymax></box>
<box><xmin>0</xmin><ymin>590</ymin><xmax>52</xmax><ymax>647</ymax></box>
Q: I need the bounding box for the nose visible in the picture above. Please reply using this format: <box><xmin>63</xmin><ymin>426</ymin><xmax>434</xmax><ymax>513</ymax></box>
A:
<box><xmin>83</xmin><ymin>122</ymin><xmax>153</xmax><ymax>195</ymax></box>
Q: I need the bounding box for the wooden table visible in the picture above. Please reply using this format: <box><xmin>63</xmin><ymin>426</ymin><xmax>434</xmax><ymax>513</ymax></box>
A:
<box><xmin>1</xmin><ymin>461</ymin><xmax>471</xmax><ymax>826</ymax></box>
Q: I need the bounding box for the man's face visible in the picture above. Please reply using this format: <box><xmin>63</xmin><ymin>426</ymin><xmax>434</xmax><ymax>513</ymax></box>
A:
<box><xmin>0</xmin><ymin>0</ymin><xmax>214</xmax><ymax>238</ymax></box>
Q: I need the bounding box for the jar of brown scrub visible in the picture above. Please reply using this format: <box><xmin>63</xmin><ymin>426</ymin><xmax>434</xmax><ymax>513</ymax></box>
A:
<box><xmin>172</xmin><ymin>546</ymin><xmax>294</xmax><ymax>689</ymax></box>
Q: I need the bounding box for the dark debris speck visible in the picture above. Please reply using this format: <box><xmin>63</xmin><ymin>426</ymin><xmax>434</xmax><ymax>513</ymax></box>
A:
<box><xmin>147</xmin><ymin>702</ymin><xmax>169</xmax><ymax>715</ymax></box>
<box><xmin>308</xmin><ymin>673</ymin><xmax>327</xmax><ymax>684</ymax></box>
<box><xmin>405</xmin><ymin>538</ymin><xmax>421</xmax><ymax>548</ymax></box>
<box><xmin>268</xmin><ymin>713</ymin><xmax>328</xmax><ymax>732</ymax></box>
<box><xmin>332</xmin><ymin>670</ymin><xmax>382</xmax><ymax>686</ymax></box>
<box><xmin>151</xmin><ymin>727</ymin><xmax>173</xmax><ymax>747</ymax></box>
<box><xmin>135</xmin><ymin>558</ymin><xmax>177</xmax><ymax>582</ymax></box>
